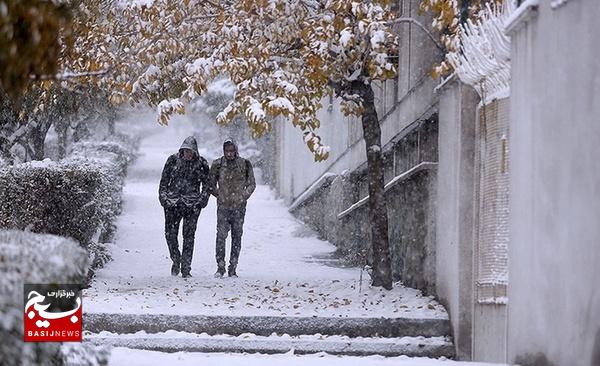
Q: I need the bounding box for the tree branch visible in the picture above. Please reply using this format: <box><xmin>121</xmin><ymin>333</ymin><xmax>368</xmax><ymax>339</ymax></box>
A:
<box><xmin>31</xmin><ymin>69</ymin><xmax>111</xmax><ymax>81</ymax></box>
<box><xmin>328</xmin><ymin>79</ymin><xmax>365</xmax><ymax>101</ymax></box>
<box><xmin>387</xmin><ymin>17</ymin><xmax>443</xmax><ymax>51</ymax></box>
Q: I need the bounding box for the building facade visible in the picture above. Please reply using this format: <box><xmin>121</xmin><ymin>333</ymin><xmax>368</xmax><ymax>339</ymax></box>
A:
<box><xmin>262</xmin><ymin>0</ymin><xmax>600</xmax><ymax>365</ymax></box>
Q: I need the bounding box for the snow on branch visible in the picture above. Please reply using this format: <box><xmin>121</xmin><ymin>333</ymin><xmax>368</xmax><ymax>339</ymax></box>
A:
<box><xmin>157</xmin><ymin>98</ymin><xmax>185</xmax><ymax>124</ymax></box>
<box><xmin>446</xmin><ymin>1</ymin><xmax>515</xmax><ymax>104</ymax></box>
<box><xmin>31</xmin><ymin>69</ymin><xmax>111</xmax><ymax>81</ymax></box>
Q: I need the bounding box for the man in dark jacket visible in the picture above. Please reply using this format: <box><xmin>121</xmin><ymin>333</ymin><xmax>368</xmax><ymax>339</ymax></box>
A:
<box><xmin>209</xmin><ymin>138</ymin><xmax>256</xmax><ymax>278</ymax></box>
<box><xmin>159</xmin><ymin>136</ymin><xmax>210</xmax><ymax>278</ymax></box>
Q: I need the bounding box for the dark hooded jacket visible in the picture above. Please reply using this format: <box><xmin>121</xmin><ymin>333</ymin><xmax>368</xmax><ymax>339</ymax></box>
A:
<box><xmin>209</xmin><ymin>139</ymin><xmax>256</xmax><ymax>209</ymax></box>
<box><xmin>159</xmin><ymin>136</ymin><xmax>210</xmax><ymax>209</ymax></box>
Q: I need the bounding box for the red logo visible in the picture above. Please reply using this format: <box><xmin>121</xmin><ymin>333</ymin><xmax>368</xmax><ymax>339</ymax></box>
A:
<box><xmin>24</xmin><ymin>285</ymin><xmax>82</xmax><ymax>342</ymax></box>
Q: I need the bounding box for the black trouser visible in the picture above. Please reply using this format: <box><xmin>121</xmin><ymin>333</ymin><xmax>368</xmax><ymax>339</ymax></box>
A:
<box><xmin>215</xmin><ymin>206</ymin><xmax>246</xmax><ymax>271</ymax></box>
<box><xmin>164</xmin><ymin>205</ymin><xmax>200</xmax><ymax>275</ymax></box>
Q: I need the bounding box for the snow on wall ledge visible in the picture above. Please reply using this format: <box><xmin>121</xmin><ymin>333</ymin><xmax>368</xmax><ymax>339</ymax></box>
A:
<box><xmin>447</xmin><ymin>1</ymin><xmax>515</xmax><ymax>104</ymax></box>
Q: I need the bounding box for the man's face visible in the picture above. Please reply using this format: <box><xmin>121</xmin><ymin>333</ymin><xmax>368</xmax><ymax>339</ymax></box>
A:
<box><xmin>182</xmin><ymin>149</ymin><xmax>194</xmax><ymax>161</ymax></box>
<box><xmin>224</xmin><ymin>145</ymin><xmax>236</xmax><ymax>160</ymax></box>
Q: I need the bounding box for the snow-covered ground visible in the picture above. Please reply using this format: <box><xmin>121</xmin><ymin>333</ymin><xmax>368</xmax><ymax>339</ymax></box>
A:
<box><xmin>89</xmin><ymin>330</ymin><xmax>449</xmax><ymax>345</ymax></box>
<box><xmin>83</xmin><ymin>115</ymin><xmax>447</xmax><ymax>319</ymax></box>
<box><xmin>86</xmin><ymin>330</ymin><xmax>455</xmax><ymax>359</ymax></box>
<box><xmin>78</xmin><ymin>113</ymin><xmax>512</xmax><ymax>366</ymax></box>
<box><xmin>108</xmin><ymin>348</ymin><xmax>506</xmax><ymax>366</ymax></box>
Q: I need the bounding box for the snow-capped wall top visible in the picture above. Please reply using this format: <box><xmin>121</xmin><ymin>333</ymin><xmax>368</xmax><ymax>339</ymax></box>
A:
<box><xmin>447</xmin><ymin>2</ymin><xmax>515</xmax><ymax>104</ymax></box>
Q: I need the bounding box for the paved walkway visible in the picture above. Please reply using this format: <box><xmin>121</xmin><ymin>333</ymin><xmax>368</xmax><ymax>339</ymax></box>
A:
<box><xmin>108</xmin><ymin>347</ymin><xmax>507</xmax><ymax>366</ymax></box>
<box><xmin>83</xmin><ymin>116</ymin><xmax>446</xmax><ymax>320</ymax></box>
<box><xmin>79</xmin><ymin>114</ymin><xmax>514</xmax><ymax>366</ymax></box>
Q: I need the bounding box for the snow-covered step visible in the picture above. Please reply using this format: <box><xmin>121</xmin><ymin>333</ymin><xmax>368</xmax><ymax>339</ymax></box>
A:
<box><xmin>84</xmin><ymin>313</ymin><xmax>450</xmax><ymax>338</ymax></box>
<box><xmin>85</xmin><ymin>331</ymin><xmax>455</xmax><ymax>358</ymax></box>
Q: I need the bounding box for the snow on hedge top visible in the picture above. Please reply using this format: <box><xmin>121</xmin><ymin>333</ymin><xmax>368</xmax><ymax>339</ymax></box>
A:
<box><xmin>0</xmin><ymin>230</ymin><xmax>88</xmax><ymax>286</ymax></box>
<box><xmin>2</xmin><ymin>157</ymin><xmax>101</xmax><ymax>179</ymax></box>
<box><xmin>20</xmin><ymin>158</ymin><xmax>56</xmax><ymax>169</ymax></box>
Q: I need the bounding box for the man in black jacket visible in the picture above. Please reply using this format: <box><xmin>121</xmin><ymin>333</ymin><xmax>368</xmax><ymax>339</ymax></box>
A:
<box><xmin>159</xmin><ymin>136</ymin><xmax>210</xmax><ymax>278</ymax></box>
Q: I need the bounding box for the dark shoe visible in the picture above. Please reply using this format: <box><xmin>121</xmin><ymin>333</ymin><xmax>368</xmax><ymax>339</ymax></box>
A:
<box><xmin>214</xmin><ymin>267</ymin><xmax>225</xmax><ymax>278</ymax></box>
<box><xmin>228</xmin><ymin>266</ymin><xmax>237</xmax><ymax>278</ymax></box>
<box><xmin>171</xmin><ymin>263</ymin><xmax>180</xmax><ymax>276</ymax></box>
<box><xmin>182</xmin><ymin>272</ymin><xmax>192</xmax><ymax>278</ymax></box>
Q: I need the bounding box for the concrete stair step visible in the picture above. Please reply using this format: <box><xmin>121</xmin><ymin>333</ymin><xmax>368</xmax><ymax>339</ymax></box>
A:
<box><xmin>85</xmin><ymin>331</ymin><xmax>455</xmax><ymax>358</ymax></box>
<box><xmin>84</xmin><ymin>313</ymin><xmax>451</xmax><ymax>338</ymax></box>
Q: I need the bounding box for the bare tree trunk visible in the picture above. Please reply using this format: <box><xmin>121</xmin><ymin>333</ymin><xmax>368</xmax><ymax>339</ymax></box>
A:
<box><xmin>56</xmin><ymin>120</ymin><xmax>68</xmax><ymax>159</ymax></box>
<box><xmin>360</xmin><ymin>84</ymin><xmax>393</xmax><ymax>290</ymax></box>
<box><xmin>29</xmin><ymin>130</ymin><xmax>45</xmax><ymax>160</ymax></box>
<box><xmin>107</xmin><ymin>103</ymin><xmax>117</xmax><ymax>136</ymax></box>
<box><xmin>108</xmin><ymin>116</ymin><xmax>115</xmax><ymax>135</ymax></box>
<box><xmin>0</xmin><ymin>90</ymin><xmax>19</xmax><ymax>163</ymax></box>
<box><xmin>28</xmin><ymin>117</ymin><xmax>53</xmax><ymax>160</ymax></box>
<box><xmin>0</xmin><ymin>136</ymin><xmax>13</xmax><ymax>163</ymax></box>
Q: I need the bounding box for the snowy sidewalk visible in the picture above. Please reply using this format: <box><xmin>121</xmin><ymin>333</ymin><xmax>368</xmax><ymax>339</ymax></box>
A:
<box><xmin>82</xmin><ymin>116</ymin><xmax>464</xmax><ymax>362</ymax></box>
<box><xmin>83</xmin><ymin>118</ymin><xmax>447</xmax><ymax>321</ymax></box>
<box><xmin>108</xmin><ymin>348</ymin><xmax>506</xmax><ymax>366</ymax></box>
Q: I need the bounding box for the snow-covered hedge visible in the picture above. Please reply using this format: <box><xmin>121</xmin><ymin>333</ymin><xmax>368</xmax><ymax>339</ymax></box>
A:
<box><xmin>60</xmin><ymin>343</ymin><xmax>110</xmax><ymax>366</ymax></box>
<box><xmin>0</xmin><ymin>230</ymin><xmax>90</xmax><ymax>365</ymax></box>
<box><xmin>65</xmin><ymin>138</ymin><xmax>136</xmax><ymax>273</ymax></box>
<box><xmin>0</xmin><ymin>133</ymin><xmax>138</xmax><ymax>277</ymax></box>
<box><xmin>0</xmin><ymin>160</ymin><xmax>105</xmax><ymax>245</ymax></box>
<box><xmin>66</xmin><ymin>136</ymin><xmax>137</xmax><ymax>240</ymax></box>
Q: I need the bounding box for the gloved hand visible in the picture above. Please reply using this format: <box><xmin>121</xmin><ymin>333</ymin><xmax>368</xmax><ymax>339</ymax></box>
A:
<box><xmin>199</xmin><ymin>193</ymin><xmax>209</xmax><ymax>209</ymax></box>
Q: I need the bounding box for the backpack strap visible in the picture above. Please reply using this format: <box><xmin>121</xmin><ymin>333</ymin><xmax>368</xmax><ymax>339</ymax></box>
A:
<box><xmin>214</xmin><ymin>157</ymin><xmax>224</xmax><ymax>180</ymax></box>
<box><xmin>245</xmin><ymin>159</ymin><xmax>251</xmax><ymax>180</ymax></box>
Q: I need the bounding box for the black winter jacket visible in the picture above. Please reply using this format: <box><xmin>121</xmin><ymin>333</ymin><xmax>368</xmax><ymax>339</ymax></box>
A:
<box><xmin>159</xmin><ymin>136</ymin><xmax>210</xmax><ymax>209</ymax></box>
